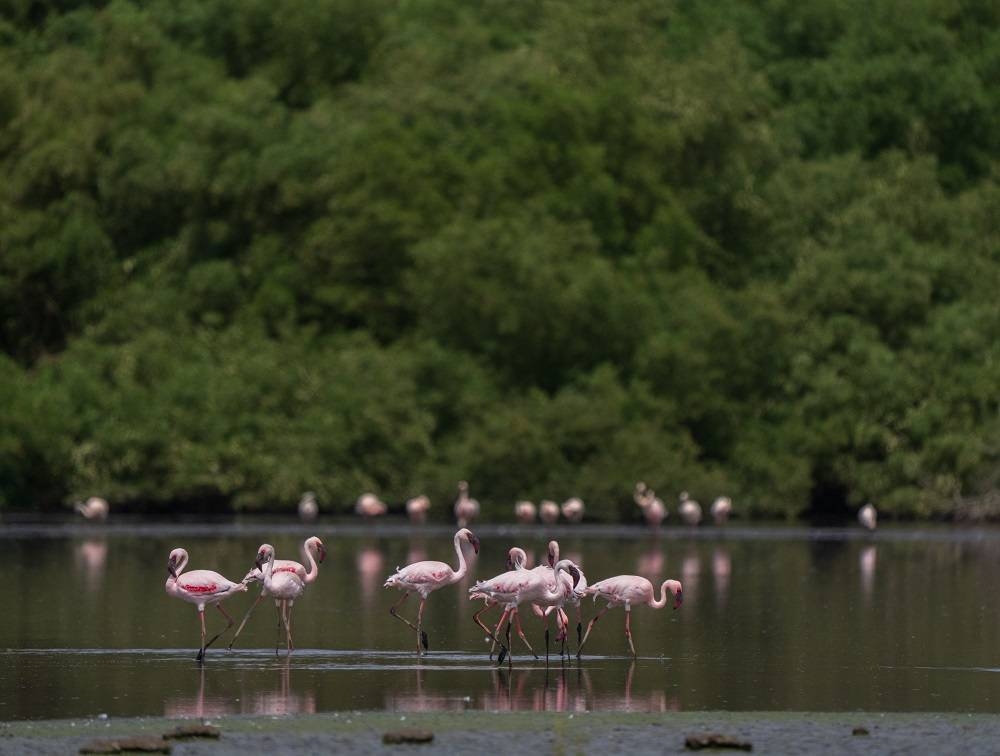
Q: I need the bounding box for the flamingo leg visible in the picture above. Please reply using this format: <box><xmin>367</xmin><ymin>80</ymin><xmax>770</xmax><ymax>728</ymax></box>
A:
<box><xmin>577</xmin><ymin>604</ymin><xmax>612</xmax><ymax>658</ymax></box>
<box><xmin>274</xmin><ymin>600</ymin><xmax>284</xmax><ymax>656</ymax></box>
<box><xmin>283</xmin><ymin>601</ymin><xmax>295</xmax><ymax>655</ymax></box>
<box><xmin>200</xmin><ymin>603</ymin><xmax>236</xmax><ymax>660</ymax></box>
<box><xmin>389</xmin><ymin>591</ymin><xmax>422</xmax><ymax>637</ymax></box>
<box><xmin>473</xmin><ymin>602</ymin><xmax>510</xmax><ymax>661</ymax></box>
<box><xmin>228</xmin><ymin>591</ymin><xmax>266</xmax><ymax>650</ymax></box>
<box><xmin>624</xmin><ymin>608</ymin><xmax>636</xmax><ymax>658</ymax></box>
<box><xmin>511</xmin><ymin>608</ymin><xmax>538</xmax><ymax>659</ymax></box>
<box><xmin>557</xmin><ymin>608</ymin><xmax>569</xmax><ymax>657</ymax></box>
<box><xmin>416</xmin><ymin>598</ymin><xmax>429</xmax><ymax>653</ymax></box>
<box><xmin>196</xmin><ymin>608</ymin><xmax>207</xmax><ymax>663</ymax></box>
<box><xmin>492</xmin><ymin>607</ymin><xmax>514</xmax><ymax>658</ymax></box>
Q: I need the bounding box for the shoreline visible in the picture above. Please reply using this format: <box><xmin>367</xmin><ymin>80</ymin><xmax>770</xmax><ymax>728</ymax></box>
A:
<box><xmin>4</xmin><ymin>711</ymin><xmax>1000</xmax><ymax>755</ymax></box>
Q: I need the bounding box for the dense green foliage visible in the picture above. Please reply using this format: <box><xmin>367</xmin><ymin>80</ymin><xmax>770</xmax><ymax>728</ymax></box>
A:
<box><xmin>1</xmin><ymin>0</ymin><xmax>998</xmax><ymax>520</ymax></box>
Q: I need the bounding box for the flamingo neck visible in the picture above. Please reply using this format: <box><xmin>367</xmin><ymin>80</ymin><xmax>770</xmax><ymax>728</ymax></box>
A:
<box><xmin>450</xmin><ymin>534</ymin><xmax>469</xmax><ymax>582</ymax></box>
<box><xmin>302</xmin><ymin>541</ymin><xmax>320</xmax><ymax>583</ymax></box>
<box><xmin>262</xmin><ymin>554</ymin><xmax>275</xmax><ymax>589</ymax></box>
<box><xmin>650</xmin><ymin>580</ymin><xmax>671</xmax><ymax>609</ymax></box>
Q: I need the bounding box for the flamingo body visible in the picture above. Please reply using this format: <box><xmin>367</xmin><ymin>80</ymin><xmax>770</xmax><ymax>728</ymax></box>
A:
<box><xmin>356</xmin><ymin>492</ymin><xmax>387</xmax><ymax>517</ymax></box>
<box><xmin>561</xmin><ymin>497</ymin><xmax>585</xmax><ymax>523</ymax></box>
<box><xmin>711</xmin><ymin>496</ymin><xmax>732</xmax><ymax>525</ymax></box>
<box><xmin>406</xmin><ymin>495</ymin><xmax>431</xmax><ymax>523</ymax></box>
<box><xmin>539</xmin><ymin>500</ymin><xmax>559</xmax><ymax>525</ymax></box>
<box><xmin>678</xmin><ymin>492</ymin><xmax>702</xmax><ymax>526</ymax></box>
<box><xmin>858</xmin><ymin>503</ymin><xmax>877</xmax><ymax>531</ymax></box>
<box><xmin>75</xmin><ymin>496</ymin><xmax>109</xmax><ymax>521</ymax></box>
<box><xmin>454</xmin><ymin>481</ymin><xmax>480</xmax><ymax>527</ymax></box>
<box><xmin>579</xmin><ymin>575</ymin><xmax>683</xmax><ymax>658</ymax></box>
<box><xmin>514</xmin><ymin>500</ymin><xmax>536</xmax><ymax>524</ymax></box>
<box><xmin>298</xmin><ymin>492</ymin><xmax>318</xmax><ymax>521</ymax></box>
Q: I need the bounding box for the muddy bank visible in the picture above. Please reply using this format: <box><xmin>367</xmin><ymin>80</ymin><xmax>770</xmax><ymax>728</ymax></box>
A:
<box><xmin>3</xmin><ymin>711</ymin><xmax>1000</xmax><ymax>755</ymax></box>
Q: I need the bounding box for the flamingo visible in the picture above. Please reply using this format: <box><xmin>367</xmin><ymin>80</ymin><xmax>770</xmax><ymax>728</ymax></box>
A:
<box><xmin>470</xmin><ymin>558</ymin><xmax>581</xmax><ymax>665</ymax></box>
<box><xmin>470</xmin><ymin>547</ymin><xmax>531</xmax><ymax>659</ymax></box>
<box><xmin>858</xmin><ymin>502</ymin><xmax>877</xmax><ymax>531</ymax></box>
<box><xmin>578</xmin><ymin>575</ymin><xmax>683</xmax><ymax>658</ymax></box>
<box><xmin>165</xmin><ymin>548</ymin><xmax>248</xmax><ymax>662</ymax></box>
<box><xmin>75</xmin><ymin>496</ymin><xmax>109</xmax><ymax>521</ymax></box>
<box><xmin>256</xmin><ymin>545</ymin><xmax>307</xmax><ymax>655</ymax></box>
<box><xmin>634</xmin><ymin>482</ymin><xmax>667</xmax><ymax>527</ymax></box>
<box><xmin>454</xmin><ymin>481</ymin><xmax>480</xmax><ymax>527</ymax></box>
<box><xmin>710</xmin><ymin>496</ymin><xmax>732</xmax><ymax>525</ymax></box>
<box><xmin>561</xmin><ymin>497</ymin><xmax>585</xmax><ymax>523</ymax></box>
<box><xmin>298</xmin><ymin>492</ymin><xmax>318</xmax><ymax>521</ymax></box>
<box><xmin>229</xmin><ymin>537</ymin><xmax>326</xmax><ymax>650</ymax></box>
<box><xmin>530</xmin><ymin>540</ymin><xmax>588</xmax><ymax>656</ymax></box>
<box><xmin>384</xmin><ymin>527</ymin><xmax>481</xmax><ymax>654</ymax></box>
<box><xmin>514</xmin><ymin>500</ymin><xmax>537</xmax><ymax>524</ymax></box>
<box><xmin>406</xmin><ymin>495</ymin><xmax>431</xmax><ymax>524</ymax></box>
<box><xmin>678</xmin><ymin>491</ymin><xmax>702</xmax><ymax>526</ymax></box>
<box><xmin>538</xmin><ymin>500</ymin><xmax>560</xmax><ymax>525</ymax></box>
<box><xmin>356</xmin><ymin>492</ymin><xmax>387</xmax><ymax>517</ymax></box>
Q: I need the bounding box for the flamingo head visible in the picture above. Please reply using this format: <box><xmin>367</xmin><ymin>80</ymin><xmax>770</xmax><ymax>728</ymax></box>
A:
<box><xmin>554</xmin><ymin>559</ymin><xmax>581</xmax><ymax>588</ymax></box>
<box><xmin>166</xmin><ymin>548</ymin><xmax>187</xmax><ymax>579</ymax></box>
<box><xmin>457</xmin><ymin>528</ymin><xmax>479</xmax><ymax>555</ymax></box>
<box><xmin>308</xmin><ymin>537</ymin><xmax>327</xmax><ymax>563</ymax></box>
<box><xmin>547</xmin><ymin>540</ymin><xmax>560</xmax><ymax>568</ymax></box>
<box><xmin>255</xmin><ymin>543</ymin><xmax>276</xmax><ymax>571</ymax></box>
<box><xmin>506</xmin><ymin>547</ymin><xmax>528</xmax><ymax>570</ymax></box>
<box><xmin>667</xmin><ymin>579</ymin><xmax>684</xmax><ymax>609</ymax></box>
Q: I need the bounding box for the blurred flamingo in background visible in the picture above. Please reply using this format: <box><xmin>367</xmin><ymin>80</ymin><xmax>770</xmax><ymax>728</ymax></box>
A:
<box><xmin>229</xmin><ymin>537</ymin><xmax>326</xmax><ymax>650</ymax></box>
<box><xmin>406</xmin><ymin>495</ymin><xmax>431</xmax><ymax>524</ymax></box>
<box><xmin>75</xmin><ymin>496</ymin><xmax>109</xmax><ymax>521</ymax></box>
<box><xmin>561</xmin><ymin>497</ymin><xmax>585</xmax><ymax>523</ymax></box>
<box><xmin>539</xmin><ymin>500</ymin><xmax>560</xmax><ymax>525</ymax></box>
<box><xmin>678</xmin><ymin>492</ymin><xmax>702</xmax><ymax>526</ymax></box>
<box><xmin>165</xmin><ymin>548</ymin><xmax>248</xmax><ymax>662</ymax></box>
<box><xmin>356</xmin><ymin>492</ymin><xmax>387</xmax><ymax>518</ymax></box>
<box><xmin>858</xmin><ymin>502</ymin><xmax>878</xmax><ymax>531</ymax></box>
<box><xmin>578</xmin><ymin>575</ymin><xmax>683</xmax><ymax>658</ymax></box>
<box><xmin>384</xmin><ymin>528</ymin><xmax>480</xmax><ymax>654</ymax></box>
<box><xmin>634</xmin><ymin>483</ymin><xmax>666</xmax><ymax>527</ymax></box>
<box><xmin>298</xmin><ymin>492</ymin><xmax>318</xmax><ymax>521</ymax></box>
<box><xmin>710</xmin><ymin>496</ymin><xmax>732</xmax><ymax>525</ymax></box>
<box><xmin>454</xmin><ymin>481</ymin><xmax>480</xmax><ymax>527</ymax></box>
<box><xmin>514</xmin><ymin>500</ymin><xmax>537</xmax><ymax>524</ymax></box>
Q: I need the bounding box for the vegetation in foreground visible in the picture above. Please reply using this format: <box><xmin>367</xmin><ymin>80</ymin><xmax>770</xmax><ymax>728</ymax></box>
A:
<box><xmin>1</xmin><ymin>1</ymin><xmax>998</xmax><ymax>520</ymax></box>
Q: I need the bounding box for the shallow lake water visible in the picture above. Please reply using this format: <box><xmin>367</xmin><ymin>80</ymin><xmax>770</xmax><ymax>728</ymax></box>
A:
<box><xmin>2</xmin><ymin>519</ymin><xmax>1000</xmax><ymax>720</ymax></box>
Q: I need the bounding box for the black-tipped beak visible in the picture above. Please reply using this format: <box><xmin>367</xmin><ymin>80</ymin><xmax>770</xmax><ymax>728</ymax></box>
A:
<box><xmin>255</xmin><ymin>552</ymin><xmax>266</xmax><ymax>570</ymax></box>
<box><xmin>569</xmin><ymin>565</ymin><xmax>581</xmax><ymax>588</ymax></box>
<box><xmin>317</xmin><ymin>545</ymin><xmax>327</xmax><ymax>564</ymax></box>
<box><xmin>470</xmin><ymin>535</ymin><xmax>480</xmax><ymax>555</ymax></box>
<box><xmin>674</xmin><ymin>591</ymin><xmax>684</xmax><ymax>609</ymax></box>
<box><xmin>167</xmin><ymin>561</ymin><xmax>177</xmax><ymax>579</ymax></box>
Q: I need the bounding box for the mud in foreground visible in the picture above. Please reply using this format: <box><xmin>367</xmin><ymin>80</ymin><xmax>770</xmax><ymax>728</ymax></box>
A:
<box><xmin>3</xmin><ymin>711</ymin><xmax>1000</xmax><ymax>755</ymax></box>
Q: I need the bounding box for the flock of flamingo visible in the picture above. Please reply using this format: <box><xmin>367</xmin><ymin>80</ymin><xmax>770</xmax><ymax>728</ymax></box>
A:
<box><xmin>164</xmin><ymin>527</ymin><xmax>684</xmax><ymax>666</ymax></box>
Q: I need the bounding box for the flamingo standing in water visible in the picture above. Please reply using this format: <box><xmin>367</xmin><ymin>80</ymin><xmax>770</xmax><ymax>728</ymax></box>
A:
<box><xmin>578</xmin><ymin>575</ymin><xmax>683</xmax><ymax>658</ymax></box>
<box><xmin>255</xmin><ymin>545</ymin><xmax>306</xmax><ymax>655</ymax></box>
<box><xmin>229</xmin><ymin>537</ymin><xmax>326</xmax><ymax>650</ymax></box>
<box><xmin>384</xmin><ymin>528</ymin><xmax>481</xmax><ymax>653</ymax></box>
<box><xmin>858</xmin><ymin>502</ymin><xmax>877</xmax><ymax>531</ymax></box>
<box><xmin>454</xmin><ymin>481</ymin><xmax>480</xmax><ymax>527</ymax></box>
<box><xmin>710</xmin><ymin>496</ymin><xmax>732</xmax><ymax>525</ymax></box>
<box><xmin>634</xmin><ymin>482</ymin><xmax>667</xmax><ymax>527</ymax></box>
<box><xmin>561</xmin><ymin>497</ymin><xmax>585</xmax><ymax>523</ymax></box>
<box><xmin>471</xmin><ymin>547</ymin><xmax>531</xmax><ymax>659</ymax></box>
<box><xmin>530</xmin><ymin>540</ymin><xmax>588</xmax><ymax>656</ymax></box>
<box><xmin>470</xmin><ymin>558</ymin><xmax>581</xmax><ymax>665</ymax></box>
<box><xmin>298</xmin><ymin>492</ymin><xmax>319</xmax><ymax>521</ymax></box>
<box><xmin>406</xmin><ymin>495</ymin><xmax>431</xmax><ymax>524</ymax></box>
<box><xmin>539</xmin><ymin>500</ymin><xmax>560</xmax><ymax>525</ymax></box>
<box><xmin>165</xmin><ymin>548</ymin><xmax>248</xmax><ymax>662</ymax></box>
<box><xmin>356</xmin><ymin>492</ymin><xmax>387</xmax><ymax>518</ymax></box>
<box><xmin>678</xmin><ymin>492</ymin><xmax>702</xmax><ymax>526</ymax></box>
<box><xmin>75</xmin><ymin>496</ymin><xmax>109</xmax><ymax>521</ymax></box>
<box><xmin>514</xmin><ymin>500</ymin><xmax>537</xmax><ymax>524</ymax></box>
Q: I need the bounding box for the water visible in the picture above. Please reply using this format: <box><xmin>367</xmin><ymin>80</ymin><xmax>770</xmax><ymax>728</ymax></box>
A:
<box><xmin>2</xmin><ymin>520</ymin><xmax>999</xmax><ymax>720</ymax></box>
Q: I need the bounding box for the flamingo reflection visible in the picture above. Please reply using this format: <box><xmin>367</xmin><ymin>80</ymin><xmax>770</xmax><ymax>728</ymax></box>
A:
<box><xmin>860</xmin><ymin>544</ymin><xmax>877</xmax><ymax>600</ymax></box>
<box><xmin>357</xmin><ymin>545</ymin><xmax>385</xmax><ymax>610</ymax></box>
<box><xmin>713</xmin><ymin>548</ymin><xmax>731</xmax><ymax>608</ymax></box>
<box><xmin>74</xmin><ymin>539</ymin><xmax>107</xmax><ymax>592</ymax></box>
<box><xmin>251</xmin><ymin>658</ymin><xmax>317</xmax><ymax>715</ymax></box>
<box><xmin>164</xmin><ymin>665</ymin><xmax>234</xmax><ymax>719</ymax></box>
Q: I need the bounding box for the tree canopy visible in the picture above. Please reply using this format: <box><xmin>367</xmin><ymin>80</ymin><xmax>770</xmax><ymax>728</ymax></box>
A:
<box><xmin>1</xmin><ymin>0</ymin><xmax>998</xmax><ymax>520</ymax></box>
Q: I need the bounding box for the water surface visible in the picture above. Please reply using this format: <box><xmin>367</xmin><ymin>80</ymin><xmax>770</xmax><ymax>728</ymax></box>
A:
<box><xmin>2</xmin><ymin>520</ymin><xmax>999</xmax><ymax>719</ymax></box>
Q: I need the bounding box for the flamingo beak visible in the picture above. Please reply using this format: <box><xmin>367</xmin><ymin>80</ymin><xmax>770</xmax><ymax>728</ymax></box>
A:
<box><xmin>255</xmin><ymin>552</ymin><xmax>266</xmax><ymax>570</ymax></box>
<box><xmin>568</xmin><ymin>565</ymin><xmax>581</xmax><ymax>588</ymax></box>
<box><xmin>674</xmin><ymin>590</ymin><xmax>684</xmax><ymax>609</ymax></box>
<box><xmin>167</xmin><ymin>559</ymin><xmax>177</xmax><ymax>579</ymax></box>
<box><xmin>470</xmin><ymin>535</ymin><xmax>480</xmax><ymax>555</ymax></box>
<box><xmin>317</xmin><ymin>544</ymin><xmax>327</xmax><ymax>563</ymax></box>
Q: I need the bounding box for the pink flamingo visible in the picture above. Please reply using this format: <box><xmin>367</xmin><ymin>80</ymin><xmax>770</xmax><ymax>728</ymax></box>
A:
<box><xmin>561</xmin><ymin>497</ymin><xmax>585</xmax><ymax>523</ymax></box>
<box><xmin>229</xmin><ymin>537</ymin><xmax>326</xmax><ymax>649</ymax></box>
<box><xmin>406</xmin><ymin>495</ymin><xmax>431</xmax><ymax>523</ymax></box>
<box><xmin>75</xmin><ymin>496</ymin><xmax>109</xmax><ymax>521</ymax></box>
<box><xmin>356</xmin><ymin>492</ymin><xmax>387</xmax><ymax>517</ymax></box>
<box><xmin>710</xmin><ymin>496</ymin><xmax>732</xmax><ymax>525</ymax></box>
<box><xmin>165</xmin><ymin>548</ymin><xmax>248</xmax><ymax>662</ymax></box>
<box><xmin>634</xmin><ymin>482</ymin><xmax>667</xmax><ymax>527</ymax></box>
<box><xmin>514</xmin><ymin>500</ymin><xmax>537</xmax><ymax>524</ymax></box>
<box><xmin>384</xmin><ymin>527</ymin><xmax>480</xmax><ymax>653</ymax></box>
<box><xmin>678</xmin><ymin>491</ymin><xmax>702</xmax><ymax>526</ymax></box>
<box><xmin>256</xmin><ymin>545</ymin><xmax>306</xmax><ymax>655</ymax></box>
<box><xmin>530</xmin><ymin>540</ymin><xmax>588</xmax><ymax>656</ymax></box>
<box><xmin>858</xmin><ymin>502</ymin><xmax>877</xmax><ymax>531</ymax></box>
<box><xmin>470</xmin><ymin>547</ymin><xmax>531</xmax><ymax>659</ymax></box>
<box><xmin>578</xmin><ymin>575</ymin><xmax>683</xmax><ymax>658</ymax></box>
<box><xmin>454</xmin><ymin>481</ymin><xmax>480</xmax><ymax>527</ymax></box>
<box><xmin>539</xmin><ymin>500</ymin><xmax>560</xmax><ymax>525</ymax></box>
<box><xmin>298</xmin><ymin>492</ymin><xmax>318</xmax><ymax>521</ymax></box>
<box><xmin>470</xmin><ymin>557</ymin><xmax>581</xmax><ymax>665</ymax></box>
